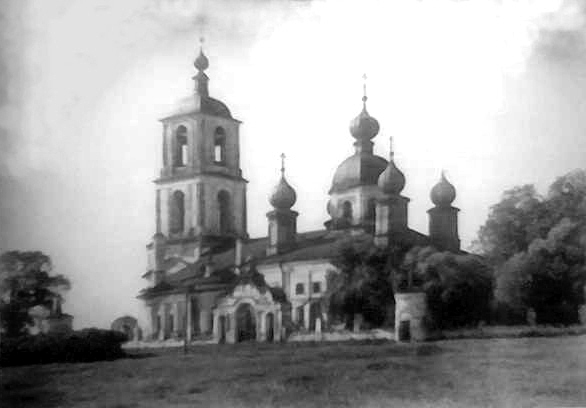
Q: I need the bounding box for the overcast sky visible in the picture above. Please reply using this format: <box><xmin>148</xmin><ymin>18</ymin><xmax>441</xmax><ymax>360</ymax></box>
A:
<box><xmin>1</xmin><ymin>0</ymin><xmax>586</xmax><ymax>329</ymax></box>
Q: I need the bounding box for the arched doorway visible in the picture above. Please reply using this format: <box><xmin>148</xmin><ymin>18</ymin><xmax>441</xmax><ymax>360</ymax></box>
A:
<box><xmin>218</xmin><ymin>315</ymin><xmax>227</xmax><ymax>343</ymax></box>
<box><xmin>265</xmin><ymin>313</ymin><xmax>274</xmax><ymax>342</ymax></box>
<box><xmin>236</xmin><ymin>303</ymin><xmax>256</xmax><ymax>342</ymax></box>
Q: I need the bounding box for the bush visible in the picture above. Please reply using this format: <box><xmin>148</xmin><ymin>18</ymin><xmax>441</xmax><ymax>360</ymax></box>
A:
<box><xmin>0</xmin><ymin>328</ymin><xmax>127</xmax><ymax>367</ymax></box>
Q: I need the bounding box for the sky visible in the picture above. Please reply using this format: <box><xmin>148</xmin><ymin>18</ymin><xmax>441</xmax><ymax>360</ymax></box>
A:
<box><xmin>1</xmin><ymin>0</ymin><xmax>586</xmax><ymax>329</ymax></box>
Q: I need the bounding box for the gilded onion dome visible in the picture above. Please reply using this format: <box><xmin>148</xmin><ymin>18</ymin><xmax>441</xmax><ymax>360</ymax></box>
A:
<box><xmin>431</xmin><ymin>171</ymin><xmax>456</xmax><ymax>207</ymax></box>
<box><xmin>378</xmin><ymin>137</ymin><xmax>405</xmax><ymax>194</ymax></box>
<box><xmin>269</xmin><ymin>154</ymin><xmax>297</xmax><ymax>210</ymax></box>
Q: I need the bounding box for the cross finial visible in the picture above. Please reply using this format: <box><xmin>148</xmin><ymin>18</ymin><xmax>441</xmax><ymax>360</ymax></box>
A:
<box><xmin>280</xmin><ymin>153</ymin><xmax>286</xmax><ymax>177</ymax></box>
<box><xmin>362</xmin><ymin>73</ymin><xmax>368</xmax><ymax>104</ymax></box>
<box><xmin>389</xmin><ymin>136</ymin><xmax>394</xmax><ymax>161</ymax></box>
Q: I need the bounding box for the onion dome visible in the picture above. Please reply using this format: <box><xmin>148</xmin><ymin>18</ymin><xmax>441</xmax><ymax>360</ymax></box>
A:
<box><xmin>194</xmin><ymin>49</ymin><xmax>209</xmax><ymax>71</ymax></box>
<box><xmin>378</xmin><ymin>136</ymin><xmax>405</xmax><ymax>194</ymax></box>
<box><xmin>349</xmin><ymin>100</ymin><xmax>380</xmax><ymax>140</ymax></box>
<box><xmin>431</xmin><ymin>171</ymin><xmax>456</xmax><ymax>207</ymax></box>
<box><xmin>378</xmin><ymin>161</ymin><xmax>405</xmax><ymax>195</ymax></box>
<box><xmin>269</xmin><ymin>154</ymin><xmax>297</xmax><ymax>210</ymax></box>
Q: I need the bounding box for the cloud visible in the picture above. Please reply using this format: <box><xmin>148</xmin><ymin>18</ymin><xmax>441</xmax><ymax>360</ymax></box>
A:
<box><xmin>532</xmin><ymin>0</ymin><xmax>586</xmax><ymax>61</ymax></box>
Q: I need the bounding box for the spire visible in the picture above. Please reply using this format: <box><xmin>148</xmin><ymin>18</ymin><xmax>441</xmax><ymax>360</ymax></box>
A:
<box><xmin>193</xmin><ymin>37</ymin><xmax>209</xmax><ymax>97</ymax></box>
<box><xmin>280</xmin><ymin>153</ymin><xmax>286</xmax><ymax>178</ymax></box>
<box><xmin>362</xmin><ymin>73</ymin><xmax>368</xmax><ymax>109</ymax></box>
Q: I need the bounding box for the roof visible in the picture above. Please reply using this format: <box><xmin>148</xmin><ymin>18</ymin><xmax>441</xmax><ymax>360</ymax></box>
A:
<box><xmin>161</xmin><ymin>94</ymin><xmax>235</xmax><ymax>121</ymax></box>
<box><xmin>139</xmin><ymin>227</ymin><xmax>433</xmax><ymax>299</ymax></box>
<box><xmin>329</xmin><ymin>153</ymin><xmax>388</xmax><ymax>194</ymax></box>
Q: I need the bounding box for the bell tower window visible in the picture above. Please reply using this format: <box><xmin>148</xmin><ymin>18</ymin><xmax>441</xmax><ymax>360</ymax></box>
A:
<box><xmin>174</xmin><ymin>125</ymin><xmax>188</xmax><ymax>167</ymax></box>
<box><xmin>170</xmin><ymin>190</ymin><xmax>185</xmax><ymax>233</ymax></box>
<box><xmin>214</xmin><ymin>127</ymin><xmax>226</xmax><ymax>164</ymax></box>
<box><xmin>217</xmin><ymin>190</ymin><xmax>232</xmax><ymax>234</ymax></box>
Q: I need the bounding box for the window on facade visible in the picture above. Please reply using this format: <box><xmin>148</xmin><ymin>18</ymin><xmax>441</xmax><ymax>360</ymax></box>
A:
<box><xmin>312</xmin><ymin>282</ymin><xmax>321</xmax><ymax>294</ymax></box>
<box><xmin>217</xmin><ymin>190</ymin><xmax>232</xmax><ymax>234</ymax></box>
<box><xmin>342</xmin><ymin>201</ymin><xmax>353</xmax><ymax>220</ymax></box>
<box><xmin>214</xmin><ymin>127</ymin><xmax>226</xmax><ymax>164</ymax></box>
<box><xmin>174</xmin><ymin>125</ymin><xmax>188</xmax><ymax>167</ymax></box>
<box><xmin>170</xmin><ymin>190</ymin><xmax>185</xmax><ymax>233</ymax></box>
<box><xmin>295</xmin><ymin>283</ymin><xmax>305</xmax><ymax>295</ymax></box>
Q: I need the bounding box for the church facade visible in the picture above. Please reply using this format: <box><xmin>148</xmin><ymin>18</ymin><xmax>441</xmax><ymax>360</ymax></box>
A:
<box><xmin>138</xmin><ymin>46</ymin><xmax>461</xmax><ymax>344</ymax></box>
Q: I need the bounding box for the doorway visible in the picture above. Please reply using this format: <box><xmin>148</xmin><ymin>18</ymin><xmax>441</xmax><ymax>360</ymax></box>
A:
<box><xmin>398</xmin><ymin>320</ymin><xmax>411</xmax><ymax>342</ymax></box>
<box><xmin>265</xmin><ymin>313</ymin><xmax>274</xmax><ymax>342</ymax></box>
<box><xmin>236</xmin><ymin>304</ymin><xmax>256</xmax><ymax>342</ymax></box>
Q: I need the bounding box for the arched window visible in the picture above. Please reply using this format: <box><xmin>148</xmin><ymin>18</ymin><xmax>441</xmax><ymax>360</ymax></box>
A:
<box><xmin>217</xmin><ymin>190</ymin><xmax>232</xmax><ymax>234</ymax></box>
<box><xmin>214</xmin><ymin>127</ymin><xmax>226</xmax><ymax>164</ymax></box>
<box><xmin>342</xmin><ymin>201</ymin><xmax>353</xmax><ymax>221</ymax></box>
<box><xmin>295</xmin><ymin>283</ymin><xmax>305</xmax><ymax>295</ymax></box>
<box><xmin>170</xmin><ymin>190</ymin><xmax>185</xmax><ymax>233</ymax></box>
<box><xmin>174</xmin><ymin>125</ymin><xmax>188</xmax><ymax>167</ymax></box>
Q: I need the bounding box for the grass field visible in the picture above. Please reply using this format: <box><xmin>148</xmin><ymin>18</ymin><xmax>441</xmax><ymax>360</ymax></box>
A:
<box><xmin>2</xmin><ymin>336</ymin><xmax>586</xmax><ymax>408</ymax></box>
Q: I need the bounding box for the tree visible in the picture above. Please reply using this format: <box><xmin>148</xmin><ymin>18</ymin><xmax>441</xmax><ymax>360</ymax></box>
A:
<box><xmin>0</xmin><ymin>251</ymin><xmax>70</xmax><ymax>337</ymax></box>
<box><xmin>493</xmin><ymin>218</ymin><xmax>586</xmax><ymax>324</ymax></box>
<box><xmin>400</xmin><ymin>246</ymin><xmax>493</xmax><ymax>329</ymax></box>
<box><xmin>476</xmin><ymin>169</ymin><xmax>586</xmax><ymax>324</ymax></box>
<box><xmin>472</xmin><ymin>185</ymin><xmax>548</xmax><ymax>264</ymax></box>
<box><xmin>326</xmin><ymin>238</ymin><xmax>399</xmax><ymax>328</ymax></box>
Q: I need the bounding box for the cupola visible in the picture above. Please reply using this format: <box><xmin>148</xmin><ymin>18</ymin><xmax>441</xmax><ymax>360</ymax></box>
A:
<box><xmin>430</xmin><ymin>171</ymin><xmax>456</xmax><ymax>207</ymax></box>
<box><xmin>378</xmin><ymin>137</ymin><xmax>405</xmax><ymax>195</ymax></box>
<box><xmin>266</xmin><ymin>154</ymin><xmax>298</xmax><ymax>256</ymax></box>
<box><xmin>269</xmin><ymin>154</ymin><xmax>297</xmax><ymax>210</ymax></box>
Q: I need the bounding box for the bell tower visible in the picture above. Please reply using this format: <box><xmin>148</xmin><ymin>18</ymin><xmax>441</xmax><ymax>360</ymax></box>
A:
<box><xmin>154</xmin><ymin>41</ymin><xmax>248</xmax><ymax>250</ymax></box>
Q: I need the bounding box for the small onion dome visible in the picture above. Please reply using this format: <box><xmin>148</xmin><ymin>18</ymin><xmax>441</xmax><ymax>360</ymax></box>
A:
<box><xmin>378</xmin><ymin>159</ymin><xmax>405</xmax><ymax>195</ymax></box>
<box><xmin>269</xmin><ymin>176</ymin><xmax>297</xmax><ymax>209</ymax></box>
<box><xmin>431</xmin><ymin>172</ymin><xmax>456</xmax><ymax>207</ymax></box>
<box><xmin>194</xmin><ymin>49</ymin><xmax>209</xmax><ymax>71</ymax></box>
<box><xmin>349</xmin><ymin>106</ymin><xmax>380</xmax><ymax>140</ymax></box>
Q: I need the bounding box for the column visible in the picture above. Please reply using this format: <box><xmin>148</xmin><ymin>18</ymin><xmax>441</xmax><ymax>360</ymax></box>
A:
<box><xmin>259</xmin><ymin>312</ymin><xmax>266</xmax><ymax>342</ymax></box>
<box><xmin>186</xmin><ymin>296</ymin><xmax>192</xmax><ymax>342</ymax></box>
<box><xmin>212</xmin><ymin>312</ymin><xmax>220</xmax><ymax>342</ymax></box>
<box><xmin>158</xmin><ymin>306</ymin><xmax>166</xmax><ymax>341</ymax></box>
<box><xmin>172</xmin><ymin>303</ymin><xmax>179</xmax><ymax>337</ymax></box>
<box><xmin>304</xmin><ymin>303</ymin><xmax>310</xmax><ymax>330</ymax></box>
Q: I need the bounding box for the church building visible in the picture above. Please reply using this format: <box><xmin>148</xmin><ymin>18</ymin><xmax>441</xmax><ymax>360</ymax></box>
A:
<box><xmin>138</xmin><ymin>45</ymin><xmax>461</xmax><ymax>344</ymax></box>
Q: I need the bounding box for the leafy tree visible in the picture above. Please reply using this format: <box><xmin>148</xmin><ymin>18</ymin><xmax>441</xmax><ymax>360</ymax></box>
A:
<box><xmin>472</xmin><ymin>185</ymin><xmax>548</xmax><ymax>264</ymax></box>
<box><xmin>477</xmin><ymin>169</ymin><xmax>586</xmax><ymax>324</ymax></box>
<box><xmin>326</xmin><ymin>238</ymin><xmax>400</xmax><ymax>328</ymax></box>
<box><xmin>494</xmin><ymin>218</ymin><xmax>586</xmax><ymax>324</ymax></box>
<box><xmin>0</xmin><ymin>251</ymin><xmax>70</xmax><ymax>337</ymax></box>
<box><xmin>400</xmin><ymin>246</ymin><xmax>493</xmax><ymax>329</ymax></box>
